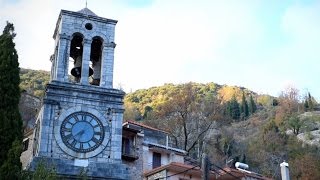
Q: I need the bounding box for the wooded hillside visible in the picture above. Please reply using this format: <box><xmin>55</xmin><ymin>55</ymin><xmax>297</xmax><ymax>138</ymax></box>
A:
<box><xmin>19</xmin><ymin>69</ymin><xmax>320</xmax><ymax>179</ymax></box>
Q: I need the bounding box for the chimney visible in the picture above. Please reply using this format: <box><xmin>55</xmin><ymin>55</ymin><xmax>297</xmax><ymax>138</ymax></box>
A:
<box><xmin>280</xmin><ymin>161</ymin><xmax>290</xmax><ymax>180</ymax></box>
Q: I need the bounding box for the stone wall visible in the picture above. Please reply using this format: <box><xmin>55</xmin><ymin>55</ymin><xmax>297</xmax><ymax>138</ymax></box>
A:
<box><xmin>51</xmin><ymin>9</ymin><xmax>116</xmax><ymax>88</ymax></box>
<box><xmin>123</xmin><ymin>132</ymin><xmax>144</xmax><ymax>180</ymax></box>
<box><xmin>29</xmin><ymin>81</ymin><xmax>129</xmax><ymax>179</ymax></box>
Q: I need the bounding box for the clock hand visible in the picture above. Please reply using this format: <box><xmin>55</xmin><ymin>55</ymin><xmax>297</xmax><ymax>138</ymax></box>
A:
<box><xmin>74</xmin><ymin>129</ymin><xmax>85</xmax><ymax>139</ymax></box>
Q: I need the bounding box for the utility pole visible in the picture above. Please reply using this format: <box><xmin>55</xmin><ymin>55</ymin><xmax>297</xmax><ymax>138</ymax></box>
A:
<box><xmin>201</xmin><ymin>153</ymin><xmax>210</xmax><ymax>180</ymax></box>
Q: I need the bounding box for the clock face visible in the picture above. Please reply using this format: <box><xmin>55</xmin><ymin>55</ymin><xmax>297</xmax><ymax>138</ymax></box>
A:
<box><xmin>60</xmin><ymin>112</ymin><xmax>104</xmax><ymax>153</ymax></box>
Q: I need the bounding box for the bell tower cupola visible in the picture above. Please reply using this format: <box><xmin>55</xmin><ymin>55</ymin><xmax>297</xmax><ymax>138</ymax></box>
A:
<box><xmin>51</xmin><ymin>8</ymin><xmax>117</xmax><ymax>88</ymax></box>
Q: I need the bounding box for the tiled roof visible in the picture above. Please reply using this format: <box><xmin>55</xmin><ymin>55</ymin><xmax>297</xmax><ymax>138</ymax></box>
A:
<box><xmin>143</xmin><ymin>162</ymin><xmax>202</xmax><ymax>177</ymax></box>
<box><xmin>144</xmin><ymin>162</ymin><xmax>272</xmax><ymax>180</ymax></box>
<box><xmin>219</xmin><ymin>167</ymin><xmax>272</xmax><ymax>180</ymax></box>
<box><xmin>77</xmin><ymin>8</ymin><xmax>97</xmax><ymax>16</ymax></box>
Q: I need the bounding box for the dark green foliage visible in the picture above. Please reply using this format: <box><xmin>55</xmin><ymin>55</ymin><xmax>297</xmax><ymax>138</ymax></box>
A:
<box><xmin>240</xmin><ymin>92</ymin><xmax>249</xmax><ymax>119</ymax></box>
<box><xmin>226</xmin><ymin>95</ymin><xmax>240</xmax><ymax>120</ymax></box>
<box><xmin>304</xmin><ymin>92</ymin><xmax>316</xmax><ymax>111</ymax></box>
<box><xmin>0</xmin><ymin>22</ymin><xmax>22</xmax><ymax>167</ymax></box>
<box><xmin>0</xmin><ymin>139</ymin><xmax>22</xmax><ymax>179</ymax></box>
<box><xmin>32</xmin><ymin>160</ymin><xmax>57</xmax><ymax>180</ymax></box>
<box><xmin>272</xmin><ymin>98</ymin><xmax>279</xmax><ymax>106</ymax></box>
<box><xmin>142</xmin><ymin>105</ymin><xmax>153</xmax><ymax>119</ymax></box>
<box><xmin>304</xmin><ymin>99</ymin><xmax>309</xmax><ymax>110</ymax></box>
<box><xmin>19</xmin><ymin>68</ymin><xmax>50</xmax><ymax>97</ymax></box>
<box><xmin>248</xmin><ymin>94</ymin><xmax>257</xmax><ymax>114</ymax></box>
<box><xmin>124</xmin><ymin>82</ymin><xmax>260</xmax><ymax>121</ymax></box>
<box><xmin>288</xmin><ymin>115</ymin><xmax>303</xmax><ymax>135</ymax></box>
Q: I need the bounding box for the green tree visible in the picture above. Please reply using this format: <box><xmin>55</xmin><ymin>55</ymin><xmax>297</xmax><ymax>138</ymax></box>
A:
<box><xmin>229</xmin><ymin>95</ymin><xmax>240</xmax><ymax>120</ymax></box>
<box><xmin>288</xmin><ymin>115</ymin><xmax>303</xmax><ymax>135</ymax></box>
<box><xmin>0</xmin><ymin>139</ymin><xmax>22</xmax><ymax>179</ymax></box>
<box><xmin>248</xmin><ymin>95</ymin><xmax>257</xmax><ymax>115</ymax></box>
<box><xmin>0</xmin><ymin>22</ymin><xmax>22</xmax><ymax>168</ymax></box>
<box><xmin>304</xmin><ymin>92</ymin><xmax>316</xmax><ymax>112</ymax></box>
<box><xmin>240</xmin><ymin>92</ymin><xmax>249</xmax><ymax>119</ymax></box>
<box><xmin>304</xmin><ymin>99</ymin><xmax>309</xmax><ymax>110</ymax></box>
<box><xmin>154</xmin><ymin>83</ymin><xmax>222</xmax><ymax>154</ymax></box>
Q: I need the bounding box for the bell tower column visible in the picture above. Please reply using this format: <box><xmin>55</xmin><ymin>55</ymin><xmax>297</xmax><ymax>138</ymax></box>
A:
<box><xmin>100</xmin><ymin>42</ymin><xmax>116</xmax><ymax>88</ymax></box>
<box><xmin>56</xmin><ymin>34</ymin><xmax>70</xmax><ymax>82</ymax></box>
<box><xmin>80</xmin><ymin>38</ymin><xmax>92</xmax><ymax>85</ymax></box>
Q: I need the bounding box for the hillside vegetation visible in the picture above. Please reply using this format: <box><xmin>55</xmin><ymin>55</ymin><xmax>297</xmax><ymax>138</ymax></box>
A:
<box><xmin>124</xmin><ymin>82</ymin><xmax>274</xmax><ymax>121</ymax></box>
<box><xmin>19</xmin><ymin>68</ymin><xmax>50</xmax><ymax>97</ymax></box>
<box><xmin>124</xmin><ymin>83</ymin><xmax>320</xmax><ymax>179</ymax></box>
<box><xmin>19</xmin><ymin>69</ymin><xmax>320</xmax><ymax>179</ymax></box>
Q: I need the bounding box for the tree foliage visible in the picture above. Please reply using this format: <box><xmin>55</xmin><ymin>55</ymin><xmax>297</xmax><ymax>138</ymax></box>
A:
<box><xmin>249</xmin><ymin>94</ymin><xmax>257</xmax><ymax>115</ymax></box>
<box><xmin>32</xmin><ymin>160</ymin><xmax>57</xmax><ymax>180</ymax></box>
<box><xmin>288</xmin><ymin>115</ymin><xmax>303</xmax><ymax>135</ymax></box>
<box><xmin>226</xmin><ymin>95</ymin><xmax>240</xmax><ymax>120</ymax></box>
<box><xmin>0</xmin><ymin>22</ymin><xmax>22</xmax><ymax>171</ymax></box>
<box><xmin>304</xmin><ymin>92</ymin><xmax>317</xmax><ymax>112</ymax></box>
<box><xmin>146</xmin><ymin>83</ymin><xmax>223</xmax><ymax>155</ymax></box>
<box><xmin>124</xmin><ymin>82</ymin><xmax>260</xmax><ymax>121</ymax></box>
<box><xmin>240</xmin><ymin>92</ymin><xmax>249</xmax><ymax>119</ymax></box>
<box><xmin>0</xmin><ymin>139</ymin><xmax>22</xmax><ymax>179</ymax></box>
<box><xmin>19</xmin><ymin>68</ymin><xmax>50</xmax><ymax>97</ymax></box>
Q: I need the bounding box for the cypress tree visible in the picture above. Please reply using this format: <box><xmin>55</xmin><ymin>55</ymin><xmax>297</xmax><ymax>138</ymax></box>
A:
<box><xmin>307</xmin><ymin>92</ymin><xmax>314</xmax><ymax>111</ymax></box>
<box><xmin>248</xmin><ymin>95</ymin><xmax>257</xmax><ymax>115</ymax></box>
<box><xmin>0</xmin><ymin>22</ymin><xmax>22</xmax><ymax>170</ymax></box>
<box><xmin>304</xmin><ymin>99</ymin><xmax>309</xmax><ymax>111</ymax></box>
<box><xmin>230</xmin><ymin>95</ymin><xmax>240</xmax><ymax>120</ymax></box>
<box><xmin>241</xmin><ymin>92</ymin><xmax>249</xmax><ymax>118</ymax></box>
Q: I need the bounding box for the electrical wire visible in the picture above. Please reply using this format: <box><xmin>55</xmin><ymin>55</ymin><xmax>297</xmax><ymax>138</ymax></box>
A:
<box><xmin>152</xmin><ymin>157</ymin><xmax>241</xmax><ymax>180</ymax></box>
<box><xmin>210</xmin><ymin>163</ymin><xmax>242</xmax><ymax>180</ymax></box>
<box><xmin>155</xmin><ymin>164</ymin><xmax>199</xmax><ymax>180</ymax></box>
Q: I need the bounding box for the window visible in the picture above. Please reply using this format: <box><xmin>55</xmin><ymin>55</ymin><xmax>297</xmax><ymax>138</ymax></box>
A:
<box><xmin>22</xmin><ymin>138</ymin><xmax>29</xmax><ymax>152</ymax></box>
<box><xmin>152</xmin><ymin>152</ymin><xmax>161</xmax><ymax>168</ymax></box>
<box><xmin>122</xmin><ymin>137</ymin><xmax>131</xmax><ymax>155</ymax></box>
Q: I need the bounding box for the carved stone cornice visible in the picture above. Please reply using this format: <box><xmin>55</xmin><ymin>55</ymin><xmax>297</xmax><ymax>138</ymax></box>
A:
<box><xmin>59</xmin><ymin>33</ymin><xmax>70</xmax><ymax>40</ymax></box>
<box><xmin>104</xmin><ymin>42</ymin><xmax>116</xmax><ymax>48</ymax></box>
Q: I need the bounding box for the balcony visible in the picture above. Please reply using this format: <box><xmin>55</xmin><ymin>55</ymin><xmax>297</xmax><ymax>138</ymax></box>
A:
<box><xmin>122</xmin><ymin>137</ymin><xmax>139</xmax><ymax>161</ymax></box>
<box><xmin>122</xmin><ymin>145</ymin><xmax>139</xmax><ymax>161</ymax></box>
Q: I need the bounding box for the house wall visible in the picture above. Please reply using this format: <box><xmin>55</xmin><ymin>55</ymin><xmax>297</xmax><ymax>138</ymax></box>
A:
<box><xmin>20</xmin><ymin>132</ymin><xmax>34</xmax><ymax>169</ymax></box>
<box><xmin>123</xmin><ymin>132</ymin><xmax>144</xmax><ymax>180</ymax></box>
<box><xmin>143</xmin><ymin>145</ymin><xmax>185</xmax><ymax>172</ymax></box>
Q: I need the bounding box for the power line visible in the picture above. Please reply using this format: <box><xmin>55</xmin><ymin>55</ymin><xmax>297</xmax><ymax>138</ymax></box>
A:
<box><xmin>155</xmin><ymin>164</ymin><xmax>199</xmax><ymax>180</ymax></box>
<box><xmin>210</xmin><ymin>163</ymin><xmax>242</xmax><ymax>180</ymax></box>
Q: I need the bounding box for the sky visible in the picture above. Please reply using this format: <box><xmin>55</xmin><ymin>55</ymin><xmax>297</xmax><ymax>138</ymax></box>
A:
<box><xmin>0</xmin><ymin>0</ymin><xmax>319</xmax><ymax>100</ymax></box>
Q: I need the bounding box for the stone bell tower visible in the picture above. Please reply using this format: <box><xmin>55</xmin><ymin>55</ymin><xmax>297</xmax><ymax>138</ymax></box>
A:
<box><xmin>29</xmin><ymin>8</ymin><xmax>129</xmax><ymax>179</ymax></box>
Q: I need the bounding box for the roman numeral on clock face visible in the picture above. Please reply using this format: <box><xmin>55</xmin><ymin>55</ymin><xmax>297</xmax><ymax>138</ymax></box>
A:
<box><xmin>71</xmin><ymin>139</ymin><xmax>77</xmax><ymax>147</ymax></box>
<box><xmin>62</xmin><ymin>127</ymin><xmax>71</xmax><ymax>132</ymax></box>
<box><xmin>92</xmin><ymin>137</ymin><xmax>99</xmax><ymax>144</ymax></box>
<box><xmin>64</xmin><ymin>133</ymin><xmax>73</xmax><ymax>140</ymax></box>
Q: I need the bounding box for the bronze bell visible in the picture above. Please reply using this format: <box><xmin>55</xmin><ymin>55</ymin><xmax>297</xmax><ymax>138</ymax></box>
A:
<box><xmin>71</xmin><ymin>55</ymin><xmax>93</xmax><ymax>78</ymax></box>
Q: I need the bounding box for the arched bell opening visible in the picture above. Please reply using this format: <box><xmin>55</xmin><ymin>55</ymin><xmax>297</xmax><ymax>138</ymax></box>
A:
<box><xmin>90</xmin><ymin>36</ymin><xmax>103</xmax><ymax>86</ymax></box>
<box><xmin>69</xmin><ymin>33</ymin><xmax>93</xmax><ymax>83</ymax></box>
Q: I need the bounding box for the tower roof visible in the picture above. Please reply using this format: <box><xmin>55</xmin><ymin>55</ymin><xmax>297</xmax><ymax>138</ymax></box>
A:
<box><xmin>77</xmin><ymin>7</ymin><xmax>97</xmax><ymax>16</ymax></box>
